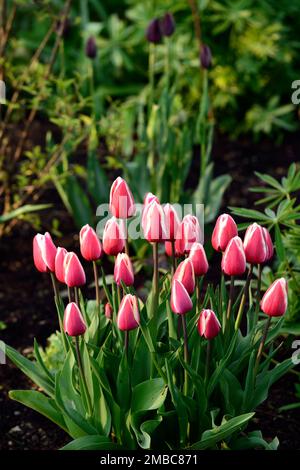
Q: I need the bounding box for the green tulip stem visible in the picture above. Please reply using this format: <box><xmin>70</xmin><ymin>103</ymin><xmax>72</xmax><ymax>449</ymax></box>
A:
<box><xmin>74</xmin><ymin>286</ymin><xmax>79</xmax><ymax>307</ymax></box>
<box><xmin>171</xmin><ymin>240</ymin><xmax>176</xmax><ymax>276</ymax></box>
<box><xmin>150</xmin><ymin>242</ymin><xmax>159</xmax><ymax>319</ymax></box>
<box><xmin>205</xmin><ymin>339</ymin><xmax>211</xmax><ymax>384</ymax></box>
<box><xmin>75</xmin><ymin>336</ymin><xmax>92</xmax><ymax>416</ymax></box>
<box><xmin>67</xmin><ymin>286</ymin><xmax>72</xmax><ymax>303</ymax></box>
<box><xmin>254</xmin><ymin>316</ymin><xmax>272</xmax><ymax>378</ymax></box>
<box><xmin>124</xmin><ymin>330</ymin><xmax>129</xmax><ymax>355</ymax></box>
<box><xmin>226</xmin><ymin>275</ymin><xmax>235</xmax><ymax>321</ymax></box>
<box><xmin>50</xmin><ymin>272</ymin><xmax>64</xmax><ymax>332</ymax></box>
<box><xmin>235</xmin><ymin>265</ymin><xmax>253</xmax><ymax>331</ymax></box>
<box><xmin>254</xmin><ymin>263</ymin><xmax>262</xmax><ymax>324</ymax></box>
<box><xmin>182</xmin><ymin>314</ymin><xmax>189</xmax><ymax>395</ymax></box>
<box><xmin>92</xmin><ymin>260</ymin><xmax>101</xmax><ymax>307</ymax></box>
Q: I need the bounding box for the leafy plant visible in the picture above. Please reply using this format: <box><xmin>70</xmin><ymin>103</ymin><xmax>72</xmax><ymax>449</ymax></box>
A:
<box><xmin>3</xmin><ymin>187</ymin><xmax>294</xmax><ymax>450</ymax></box>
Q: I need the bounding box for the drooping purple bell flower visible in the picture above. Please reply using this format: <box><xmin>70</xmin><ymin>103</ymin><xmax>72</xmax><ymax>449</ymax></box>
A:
<box><xmin>200</xmin><ymin>44</ymin><xmax>212</xmax><ymax>69</ymax></box>
<box><xmin>160</xmin><ymin>12</ymin><xmax>175</xmax><ymax>37</ymax></box>
<box><xmin>146</xmin><ymin>18</ymin><xmax>162</xmax><ymax>44</ymax></box>
<box><xmin>85</xmin><ymin>36</ymin><xmax>97</xmax><ymax>59</ymax></box>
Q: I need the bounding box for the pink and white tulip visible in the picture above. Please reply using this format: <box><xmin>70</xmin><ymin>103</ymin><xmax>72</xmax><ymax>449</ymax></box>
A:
<box><xmin>117</xmin><ymin>294</ymin><xmax>140</xmax><ymax>331</ymax></box>
<box><xmin>79</xmin><ymin>224</ymin><xmax>102</xmax><ymax>261</ymax></box>
<box><xmin>114</xmin><ymin>253</ymin><xmax>134</xmax><ymax>286</ymax></box>
<box><xmin>103</xmin><ymin>218</ymin><xmax>125</xmax><ymax>256</ymax></box>
<box><xmin>142</xmin><ymin>200</ymin><xmax>167</xmax><ymax>242</ymax></box>
<box><xmin>211</xmin><ymin>214</ymin><xmax>237</xmax><ymax>252</ymax></box>
<box><xmin>189</xmin><ymin>242</ymin><xmax>208</xmax><ymax>276</ymax></box>
<box><xmin>109</xmin><ymin>177</ymin><xmax>135</xmax><ymax>219</ymax></box>
<box><xmin>198</xmin><ymin>309</ymin><xmax>221</xmax><ymax>339</ymax></box>
<box><xmin>64</xmin><ymin>252</ymin><xmax>86</xmax><ymax>287</ymax></box>
<box><xmin>33</xmin><ymin>232</ymin><xmax>57</xmax><ymax>272</ymax></box>
<box><xmin>260</xmin><ymin>278</ymin><xmax>288</xmax><ymax>317</ymax></box>
<box><xmin>55</xmin><ymin>247</ymin><xmax>68</xmax><ymax>283</ymax></box>
<box><xmin>170</xmin><ymin>279</ymin><xmax>193</xmax><ymax>314</ymax></box>
<box><xmin>173</xmin><ymin>258</ymin><xmax>195</xmax><ymax>295</ymax></box>
<box><xmin>63</xmin><ymin>302</ymin><xmax>86</xmax><ymax>336</ymax></box>
<box><xmin>243</xmin><ymin>223</ymin><xmax>268</xmax><ymax>264</ymax></box>
<box><xmin>221</xmin><ymin>236</ymin><xmax>246</xmax><ymax>276</ymax></box>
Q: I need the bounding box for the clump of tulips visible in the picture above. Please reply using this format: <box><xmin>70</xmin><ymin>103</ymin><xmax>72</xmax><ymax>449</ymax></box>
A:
<box><xmin>5</xmin><ymin>177</ymin><xmax>293</xmax><ymax>450</ymax></box>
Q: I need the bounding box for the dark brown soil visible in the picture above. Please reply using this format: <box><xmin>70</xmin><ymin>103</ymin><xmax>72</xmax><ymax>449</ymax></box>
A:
<box><xmin>0</xmin><ymin>132</ymin><xmax>299</xmax><ymax>450</ymax></box>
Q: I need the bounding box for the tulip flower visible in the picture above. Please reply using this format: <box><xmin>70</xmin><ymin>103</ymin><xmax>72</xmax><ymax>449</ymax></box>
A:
<box><xmin>33</xmin><ymin>232</ymin><xmax>57</xmax><ymax>273</ymax></box>
<box><xmin>142</xmin><ymin>200</ymin><xmax>167</xmax><ymax>243</ymax></box>
<box><xmin>117</xmin><ymin>294</ymin><xmax>140</xmax><ymax>331</ymax></box>
<box><xmin>175</xmin><ymin>214</ymin><xmax>203</xmax><ymax>255</ymax></box>
<box><xmin>189</xmin><ymin>242</ymin><xmax>209</xmax><ymax>277</ymax></box>
<box><xmin>198</xmin><ymin>309</ymin><xmax>221</xmax><ymax>382</ymax></box>
<box><xmin>144</xmin><ymin>192</ymin><xmax>160</xmax><ymax>206</ymax></box>
<box><xmin>146</xmin><ymin>18</ymin><xmax>162</xmax><ymax>43</ymax></box>
<box><xmin>114</xmin><ymin>253</ymin><xmax>134</xmax><ymax>287</ymax></box>
<box><xmin>63</xmin><ymin>302</ymin><xmax>86</xmax><ymax>336</ymax></box>
<box><xmin>55</xmin><ymin>247</ymin><xmax>68</xmax><ymax>283</ymax></box>
<box><xmin>105</xmin><ymin>302</ymin><xmax>113</xmax><ymax>320</ymax></box>
<box><xmin>79</xmin><ymin>224</ymin><xmax>102</xmax><ymax>261</ymax></box>
<box><xmin>165</xmin><ymin>241</ymin><xmax>181</xmax><ymax>258</ymax></box>
<box><xmin>109</xmin><ymin>177</ymin><xmax>135</xmax><ymax>219</ymax></box>
<box><xmin>170</xmin><ymin>279</ymin><xmax>193</xmax><ymax>315</ymax></box>
<box><xmin>261</xmin><ymin>278</ymin><xmax>288</xmax><ymax>317</ymax></box>
<box><xmin>198</xmin><ymin>309</ymin><xmax>221</xmax><ymax>340</ymax></box>
<box><xmin>174</xmin><ymin>258</ymin><xmax>195</xmax><ymax>295</ymax></box>
<box><xmin>243</xmin><ymin>223</ymin><xmax>268</xmax><ymax>264</ymax></box>
<box><xmin>200</xmin><ymin>44</ymin><xmax>212</xmax><ymax>69</ymax></box>
<box><xmin>64</xmin><ymin>252</ymin><xmax>86</xmax><ymax>287</ymax></box>
<box><xmin>160</xmin><ymin>12</ymin><xmax>175</xmax><ymax>37</ymax></box>
<box><xmin>255</xmin><ymin>278</ymin><xmax>288</xmax><ymax>377</ymax></box>
<box><xmin>103</xmin><ymin>218</ymin><xmax>125</xmax><ymax>256</ymax></box>
<box><xmin>262</xmin><ymin>227</ymin><xmax>274</xmax><ymax>261</ymax></box>
<box><xmin>221</xmin><ymin>236</ymin><xmax>246</xmax><ymax>276</ymax></box>
<box><xmin>85</xmin><ymin>36</ymin><xmax>97</xmax><ymax>59</ymax></box>
<box><xmin>211</xmin><ymin>214</ymin><xmax>237</xmax><ymax>252</ymax></box>
<box><xmin>164</xmin><ymin>204</ymin><xmax>180</xmax><ymax>241</ymax></box>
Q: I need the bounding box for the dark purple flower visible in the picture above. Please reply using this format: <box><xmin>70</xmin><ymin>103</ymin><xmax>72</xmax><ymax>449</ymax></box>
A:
<box><xmin>200</xmin><ymin>44</ymin><xmax>212</xmax><ymax>69</ymax></box>
<box><xmin>160</xmin><ymin>12</ymin><xmax>175</xmax><ymax>37</ymax></box>
<box><xmin>85</xmin><ymin>36</ymin><xmax>97</xmax><ymax>59</ymax></box>
<box><xmin>56</xmin><ymin>17</ymin><xmax>72</xmax><ymax>37</ymax></box>
<box><xmin>146</xmin><ymin>18</ymin><xmax>162</xmax><ymax>44</ymax></box>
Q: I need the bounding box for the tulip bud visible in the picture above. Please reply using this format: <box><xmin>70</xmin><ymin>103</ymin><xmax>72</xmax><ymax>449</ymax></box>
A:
<box><xmin>144</xmin><ymin>192</ymin><xmax>160</xmax><ymax>206</ymax></box>
<box><xmin>109</xmin><ymin>177</ymin><xmax>135</xmax><ymax>219</ymax></box>
<box><xmin>117</xmin><ymin>294</ymin><xmax>140</xmax><ymax>331</ymax></box>
<box><xmin>211</xmin><ymin>214</ymin><xmax>238</xmax><ymax>252</ymax></box>
<box><xmin>260</xmin><ymin>278</ymin><xmax>288</xmax><ymax>317</ymax></box>
<box><xmin>103</xmin><ymin>218</ymin><xmax>125</xmax><ymax>256</ymax></box>
<box><xmin>33</xmin><ymin>232</ymin><xmax>57</xmax><ymax>273</ymax></box>
<box><xmin>160</xmin><ymin>12</ymin><xmax>175</xmax><ymax>37</ymax></box>
<box><xmin>55</xmin><ymin>247</ymin><xmax>68</xmax><ymax>283</ymax></box>
<box><xmin>189</xmin><ymin>242</ymin><xmax>209</xmax><ymax>276</ymax></box>
<box><xmin>146</xmin><ymin>18</ymin><xmax>162</xmax><ymax>44</ymax></box>
<box><xmin>105</xmin><ymin>302</ymin><xmax>113</xmax><ymax>320</ymax></box>
<box><xmin>200</xmin><ymin>44</ymin><xmax>212</xmax><ymax>69</ymax></box>
<box><xmin>79</xmin><ymin>224</ymin><xmax>102</xmax><ymax>261</ymax></box>
<box><xmin>221</xmin><ymin>236</ymin><xmax>246</xmax><ymax>276</ymax></box>
<box><xmin>142</xmin><ymin>200</ymin><xmax>167</xmax><ymax>242</ymax></box>
<box><xmin>165</xmin><ymin>241</ymin><xmax>181</xmax><ymax>258</ymax></box>
<box><xmin>63</xmin><ymin>302</ymin><xmax>86</xmax><ymax>336</ymax></box>
<box><xmin>262</xmin><ymin>227</ymin><xmax>274</xmax><ymax>261</ymax></box>
<box><xmin>174</xmin><ymin>258</ymin><xmax>195</xmax><ymax>295</ymax></box>
<box><xmin>243</xmin><ymin>223</ymin><xmax>268</xmax><ymax>264</ymax></box>
<box><xmin>198</xmin><ymin>309</ymin><xmax>221</xmax><ymax>340</ymax></box>
<box><xmin>171</xmin><ymin>279</ymin><xmax>193</xmax><ymax>314</ymax></box>
<box><xmin>114</xmin><ymin>253</ymin><xmax>134</xmax><ymax>287</ymax></box>
<box><xmin>85</xmin><ymin>36</ymin><xmax>97</xmax><ymax>59</ymax></box>
<box><xmin>175</xmin><ymin>214</ymin><xmax>203</xmax><ymax>255</ymax></box>
<box><xmin>64</xmin><ymin>252</ymin><xmax>86</xmax><ymax>287</ymax></box>
<box><xmin>164</xmin><ymin>204</ymin><xmax>180</xmax><ymax>241</ymax></box>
